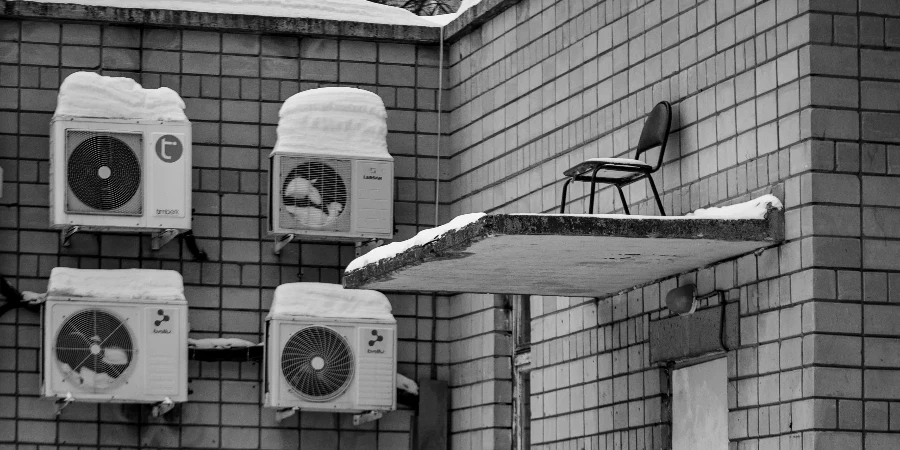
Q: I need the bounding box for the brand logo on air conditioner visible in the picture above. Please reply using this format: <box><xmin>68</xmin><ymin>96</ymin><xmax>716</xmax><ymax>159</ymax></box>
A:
<box><xmin>367</xmin><ymin>330</ymin><xmax>384</xmax><ymax>354</ymax></box>
<box><xmin>155</xmin><ymin>135</ymin><xmax>183</xmax><ymax>163</ymax></box>
<box><xmin>363</xmin><ymin>167</ymin><xmax>382</xmax><ymax>181</ymax></box>
<box><xmin>156</xmin><ymin>209</ymin><xmax>180</xmax><ymax>216</ymax></box>
<box><xmin>153</xmin><ymin>309</ymin><xmax>172</xmax><ymax>334</ymax></box>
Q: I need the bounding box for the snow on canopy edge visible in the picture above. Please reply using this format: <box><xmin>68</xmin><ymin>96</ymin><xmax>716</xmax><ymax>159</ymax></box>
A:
<box><xmin>345</xmin><ymin>212</ymin><xmax>486</xmax><ymax>272</ymax></box>
<box><xmin>344</xmin><ymin>195</ymin><xmax>782</xmax><ymax>272</ymax></box>
<box><xmin>268</xmin><ymin>282</ymin><xmax>394</xmax><ymax>322</ymax></box>
<box><xmin>54</xmin><ymin>72</ymin><xmax>188</xmax><ymax>122</ymax></box>
<box><xmin>513</xmin><ymin>195</ymin><xmax>783</xmax><ymax>220</ymax></box>
<box><xmin>272</xmin><ymin>87</ymin><xmax>392</xmax><ymax>160</ymax></box>
<box><xmin>31</xmin><ymin>0</ymin><xmax>438</xmax><ymax>27</ymax></box>
<box><xmin>47</xmin><ymin>268</ymin><xmax>186</xmax><ymax>303</ymax></box>
<box><xmin>684</xmin><ymin>194</ymin><xmax>783</xmax><ymax>219</ymax></box>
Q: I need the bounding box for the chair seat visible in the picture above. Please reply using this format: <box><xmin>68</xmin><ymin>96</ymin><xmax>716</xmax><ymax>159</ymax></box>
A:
<box><xmin>563</xmin><ymin>157</ymin><xmax>653</xmax><ymax>180</ymax></box>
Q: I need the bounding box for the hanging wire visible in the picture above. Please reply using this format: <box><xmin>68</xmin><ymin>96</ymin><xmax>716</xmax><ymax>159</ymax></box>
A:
<box><xmin>434</xmin><ymin>26</ymin><xmax>444</xmax><ymax>227</ymax></box>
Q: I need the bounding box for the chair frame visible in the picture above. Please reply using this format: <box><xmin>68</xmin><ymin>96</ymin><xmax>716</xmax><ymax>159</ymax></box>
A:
<box><xmin>559</xmin><ymin>101</ymin><xmax>672</xmax><ymax>215</ymax></box>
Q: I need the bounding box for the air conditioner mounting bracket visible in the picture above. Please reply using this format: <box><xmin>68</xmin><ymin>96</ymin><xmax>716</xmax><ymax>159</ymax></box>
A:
<box><xmin>353</xmin><ymin>410</ymin><xmax>384</xmax><ymax>426</ymax></box>
<box><xmin>151</xmin><ymin>229</ymin><xmax>180</xmax><ymax>251</ymax></box>
<box><xmin>273</xmin><ymin>234</ymin><xmax>295</xmax><ymax>255</ymax></box>
<box><xmin>55</xmin><ymin>392</ymin><xmax>74</xmax><ymax>416</ymax></box>
<box><xmin>60</xmin><ymin>226</ymin><xmax>80</xmax><ymax>247</ymax></box>
<box><xmin>275</xmin><ymin>406</ymin><xmax>299</xmax><ymax>422</ymax></box>
<box><xmin>354</xmin><ymin>238</ymin><xmax>384</xmax><ymax>257</ymax></box>
<box><xmin>150</xmin><ymin>396</ymin><xmax>175</xmax><ymax>417</ymax></box>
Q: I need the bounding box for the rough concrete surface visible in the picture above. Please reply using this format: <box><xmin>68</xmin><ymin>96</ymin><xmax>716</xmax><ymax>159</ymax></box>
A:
<box><xmin>343</xmin><ymin>211</ymin><xmax>783</xmax><ymax>297</ymax></box>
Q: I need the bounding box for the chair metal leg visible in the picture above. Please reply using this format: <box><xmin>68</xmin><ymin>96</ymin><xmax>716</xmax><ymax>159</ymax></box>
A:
<box><xmin>588</xmin><ymin>167</ymin><xmax>602</xmax><ymax>214</ymax></box>
<box><xmin>616</xmin><ymin>186</ymin><xmax>630</xmax><ymax>215</ymax></box>
<box><xmin>647</xmin><ymin>175</ymin><xmax>665</xmax><ymax>216</ymax></box>
<box><xmin>559</xmin><ymin>178</ymin><xmax>574</xmax><ymax>213</ymax></box>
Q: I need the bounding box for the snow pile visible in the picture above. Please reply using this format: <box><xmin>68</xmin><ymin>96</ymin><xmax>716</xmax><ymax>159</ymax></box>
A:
<box><xmin>62</xmin><ymin>364</ymin><xmax>123</xmax><ymax>390</ymax></box>
<box><xmin>396</xmin><ymin>373</ymin><xmax>419</xmax><ymax>396</ymax></box>
<box><xmin>47</xmin><ymin>268</ymin><xmax>186</xmax><ymax>303</ymax></box>
<box><xmin>268</xmin><ymin>282</ymin><xmax>394</xmax><ymax>321</ymax></box>
<box><xmin>54</xmin><ymin>72</ymin><xmax>187</xmax><ymax>121</ymax></box>
<box><xmin>273</xmin><ymin>87</ymin><xmax>391</xmax><ymax>159</ymax></box>
<box><xmin>685</xmin><ymin>194</ymin><xmax>782</xmax><ymax>220</ymax></box>
<box><xmin>345</xmin><ymin>212</ymin><xmax>486</xmax><ymax>272</ymax></box>
<box><xmin>36</xmin><ymin>0</ymin><xmax>436</xmax><ymax>27</ymax></box>
<box><xmin>423</xmin><ymin>0</ymin><xmax>484</xmax><ymax>26</ymax></box>
<box><xmin>21</xmin><ymin>291</ymin><xmax>46</xmax><ymax>304</ymax></box>
<box><xmin>188</xmin><ymin>338</ymin><xmax>258</xmax><ymax>349</ymax></box>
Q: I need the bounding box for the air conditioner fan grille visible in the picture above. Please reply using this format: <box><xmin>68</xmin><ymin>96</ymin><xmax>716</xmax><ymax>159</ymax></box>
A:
<box><xmin>67</xmin><ymin>133</ymin><xmax>142</xmax><ymax>213</ymax></box>
<box><xmin>55</xmin><ymin>308</ymin><xmax>135</xmax><ymax>392</ymax></box>
<box><xmin>280</xmin><ymin>158</ymin><xmax>351</xmax><ymax>231</ymax></box>
<box><xmin>281</xmin><ymin>326</ymin><xmax>354</xmax><ymax>402</ymax></box>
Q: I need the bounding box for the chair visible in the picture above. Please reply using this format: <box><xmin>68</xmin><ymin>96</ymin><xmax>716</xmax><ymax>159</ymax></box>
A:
<box><xmin>559</xmin><ymin>101</ymin><xmax>672</xmax><ymax>215</ymax></box>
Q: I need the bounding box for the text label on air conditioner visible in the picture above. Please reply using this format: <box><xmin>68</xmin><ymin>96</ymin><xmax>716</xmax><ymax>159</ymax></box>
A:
<box><xmin>363</xmin><ymin>166</ymin><xmax>383</xmax><ymax>180</ymax></box>
<box><xmin>155</xmin><ymin>135</ymin><xmax>183</xmax><ymax>163</ymax></box>
<box><xmin>152</xmin><ymin>308</ymin><xmax>173</xmax><ymax>334</ymax></box>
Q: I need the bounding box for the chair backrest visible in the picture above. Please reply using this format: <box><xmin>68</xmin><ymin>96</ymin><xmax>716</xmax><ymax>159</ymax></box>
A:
<box><xmin>635</xmin><ymin>101</ymin><xmax>672</xmax><ymax>171</ymax></box>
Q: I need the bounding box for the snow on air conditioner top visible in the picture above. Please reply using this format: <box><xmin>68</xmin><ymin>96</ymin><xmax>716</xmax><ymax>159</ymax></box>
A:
<box><xmin>271</xmin><ymin>87</ymin><xmax>392</xmax><ymax>160</ymax></box>
<box><xmin>47</xmin><ymin>267</ymin><xmax>186</xmax><ymax>304</ymax></box>
<box><xmin>267</xmin><ymin>282</ymin><xmax>394</xmax><ymax>323</ymax></box>
<box><xmin>54</xmin><ymin>71</ymin><xmax>188</xmax><ymax>122</ymax></box>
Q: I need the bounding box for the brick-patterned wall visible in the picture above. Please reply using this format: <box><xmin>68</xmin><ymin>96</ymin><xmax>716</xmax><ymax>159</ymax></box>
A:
<box><xmin>803</xmin><ymin>1</ymin><xmax>900</xmax><ymax>448</ymax></box>
<box><xmin>447</xmin><ymin>294</ymin><xmax>512</xmax><ymax>449</ymax></box>
<box><xmin>445</xmin><ymin>0</ymin><xmax>900</xmax><ymax>449</ymax></box>
<box><xmin>0</xmin><ymin>17</ymin><xmax>450</xmax><ymax>449</ymax></box>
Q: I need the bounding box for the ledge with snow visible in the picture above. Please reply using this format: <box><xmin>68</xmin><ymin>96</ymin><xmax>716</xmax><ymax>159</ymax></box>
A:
<box><xmin>343</xmin><ymin>196</ymin><xmax>785</xmax><ymax>297</ymax></box>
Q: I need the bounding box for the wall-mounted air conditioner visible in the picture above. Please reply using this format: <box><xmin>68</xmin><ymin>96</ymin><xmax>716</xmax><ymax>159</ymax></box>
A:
<box><xmin>49</xmin><ymin>71</ymin><xmax>193</xmax><ymax>250</ymax></box>
<box><xmin>42</xmin><ymin>268</ymin><xmax>188</xmax><ymax>407</ymax></box>
<box><xmin>268</xmin><ymin>87</ymin><xmax>393</xmax><ymax>249</ymax></box>
<box><xmin>50</xmin><ymin>117</ymin><xmax>192</xmax><ymax>232</ymax></box>
<box><xmin>269</xmin><ymin>152</ymin><xmax>393</xmax><ymax>240</ymax></box>
<box><xmin>264</xmin><ymin>283</ymin><xmax>397</xmax><ymax>414</ymax></box>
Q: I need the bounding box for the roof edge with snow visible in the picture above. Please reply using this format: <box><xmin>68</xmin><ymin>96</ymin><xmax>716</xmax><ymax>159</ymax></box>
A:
<box><xmin>2</xmin><ymin>1</ymin><xmax>441</xmax><ymax>43</ymax></box>
<box><xmin>442</xmin><ymin>0</ymin><xmax>521</xmax><ymax>42</ymax></box>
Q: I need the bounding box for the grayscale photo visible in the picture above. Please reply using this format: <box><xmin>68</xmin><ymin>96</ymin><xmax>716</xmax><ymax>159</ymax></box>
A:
<box><xmin>0</xmin><ymin>0</ymin><xmax>898</xmax><ymax>449</ymax></box>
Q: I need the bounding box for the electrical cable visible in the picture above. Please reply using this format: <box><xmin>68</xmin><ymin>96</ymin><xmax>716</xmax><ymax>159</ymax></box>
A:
<box><xmin>0</xmin><ymin>275</ymin><xmax>23</xmax><ymax>302</ymax></box>
<box><xmin>718</xmin><ymin>291</ymin><xmax>729</xmax><ymax>352</ymax></box>
<box><xmin>434</xmin><ymin>25</ymin><xmax>444</xmax><ymax>227</ymax></box>
<box><xmin>0</xmin><ymin>275</ymin><xmax>40</xmax><ymax>321</ymax></box>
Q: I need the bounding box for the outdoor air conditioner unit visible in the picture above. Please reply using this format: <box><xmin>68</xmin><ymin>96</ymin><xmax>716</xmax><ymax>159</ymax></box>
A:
<box><xmin>42</xmin><ymin>268</ymin><xmax>188</xmax><ymax>405</ymax></box>
<box><xmin>264</xmin><ymin>283</ymin><xmax>397</xmax><ymax>413</ymax></box>
<box><xmin>268</xmin><ymin>150</ymin><xmax>393</xmax><ymax>241</ymax></box>
<box><xmin>268</xmin><ymin>87</ymin><xmax>393</xmax><ymax>245</ymax></box>
<box><xmin>49</xmin><ymin>116</ymin><xmax>192</xmax><ymax>232</ymax></box>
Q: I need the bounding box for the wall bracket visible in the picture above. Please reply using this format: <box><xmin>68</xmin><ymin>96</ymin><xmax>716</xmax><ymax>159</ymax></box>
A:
<box><xmin>60</xmin><ymin>226</ymin><xmax>80</xmax><ymax>247</ymax></box>
<box><xmin>150</xmin><ymin>397</ymin><xmax>175</xmax><ymax>417</ymax></box>
<box><xmin>273</xmin><ymin>234</ymin><xmax>295</xmax><ymax>255</ymax></box>
<box><xmin>55</xmin><ymin>392</ymin><xmax>74</xmax><ymax>416</ymax></box>
<box><xmin>151</xmin><ymin>229</ymin><xmax>180</xmax><ymax>251</ymax></box>
<box><xmin>275</xmin><ymin>407</ymin><xmax>298</xmax><ymax>422</ymax></box>
<box><xmin>353</xmin><ymin>410</ymin><xmax>384</xmax><ymax>426</ymax></box>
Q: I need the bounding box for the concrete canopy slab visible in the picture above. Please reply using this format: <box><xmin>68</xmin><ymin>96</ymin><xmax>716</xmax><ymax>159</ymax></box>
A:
<box><xmin>343</xmin><ymin>212</ymin><xmax>783</xmax><ymax>297</ymax></box>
